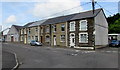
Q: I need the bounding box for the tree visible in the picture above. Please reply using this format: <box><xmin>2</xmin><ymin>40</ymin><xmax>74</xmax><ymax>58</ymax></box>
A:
<box><xmin>107</xmin><ymin>13</ymin><xmax>120</xmax><ymax>33</ymax></box>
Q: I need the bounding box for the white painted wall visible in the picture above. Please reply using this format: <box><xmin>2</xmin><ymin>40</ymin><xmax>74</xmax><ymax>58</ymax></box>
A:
<box><xmin>7</xmin><ymin>26</ymin><xmax>20</xmax><ymax>42</ymax></box>
<box><xmin>95</xmin><ymin>10</ymin><xmax>108</xmax><ymax>45</ymax></box>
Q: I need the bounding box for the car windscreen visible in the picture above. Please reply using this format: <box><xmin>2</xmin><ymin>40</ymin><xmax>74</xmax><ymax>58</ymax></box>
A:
<box><xmin>31</xmin><ymin>40</ymin><xmax>36</xmax><ymax>42</ymax></box>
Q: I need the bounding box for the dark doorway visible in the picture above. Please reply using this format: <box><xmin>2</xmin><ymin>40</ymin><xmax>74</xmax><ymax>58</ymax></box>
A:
<box><xmin>41</xmin><ymin>36</ymin><xmax>43</xmax><ymax>43</ymax></box>
<box><xmin>11</xmin><ymin>36</ymin><xmax>14</xmax><ymax>42</ymax></box>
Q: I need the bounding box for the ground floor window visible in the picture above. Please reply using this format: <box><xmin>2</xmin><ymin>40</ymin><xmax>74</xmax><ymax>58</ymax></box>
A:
<box><xmin>45</xmin><ymin>36</ymin><xmax>50</xmax><ymax>42</ymax></box>
<box><xmin>60</xmin><ymin>35</ymin><xmax>65</xmax><ymax>42</ymax></box>
<box><xmin>79</xmin><ymin>33</ymin><xmax>88</xmax><ymax>43</ymax></box>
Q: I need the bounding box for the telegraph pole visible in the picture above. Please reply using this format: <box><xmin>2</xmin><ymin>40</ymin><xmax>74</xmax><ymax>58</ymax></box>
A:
<box><xmin>92</xmin><ymin>0</ymin><xmax>95</xmax><ymax>14</ymax></box>
<box><xmin>92</xmin><ymin>0</ymin><xmax>95</xmax><ymax>50</ymax></box>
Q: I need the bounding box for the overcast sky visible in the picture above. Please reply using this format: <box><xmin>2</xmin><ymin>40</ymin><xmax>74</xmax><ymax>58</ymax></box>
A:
<box><xmin>0</xmin><ymin>0</ymin><xmax>119</xmax><ymax>34</ymax></box>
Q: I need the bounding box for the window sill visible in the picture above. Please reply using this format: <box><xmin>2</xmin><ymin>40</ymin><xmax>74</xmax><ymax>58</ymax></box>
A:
<box><xmin>60</xmin><ymin>41</ymin><xmax>65</xmax><ymax>42</ymax></box>
<box><xmin>79</xmin><ymin>42</ymin><xmax>88</xmax><ymax>43</ymax></box>
<box><xmin>79</xmin><ymin>30</ymin><xmax>88</xmax><ymax>31</ymax></box>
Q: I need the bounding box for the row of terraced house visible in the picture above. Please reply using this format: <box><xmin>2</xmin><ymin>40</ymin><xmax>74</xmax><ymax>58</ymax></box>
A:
<box><xmin>7</xmin><ymin>8</ymin><xmax>108</xmax><ymax>49</ymax></box>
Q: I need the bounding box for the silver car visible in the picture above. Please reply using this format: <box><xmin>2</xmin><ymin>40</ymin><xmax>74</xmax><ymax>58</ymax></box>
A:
<box><xmin>30</xmin><ymin>40</ymin><xmax>42</xmax><ymax>46</ymax></box>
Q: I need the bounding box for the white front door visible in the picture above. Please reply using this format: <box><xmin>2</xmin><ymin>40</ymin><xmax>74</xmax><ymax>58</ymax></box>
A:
<box><xmin>70</xmin><ymin>33</ymin><xmax>75</xmax><ymax>48</ymax></box>
<box><xmin>54</xmin><ymin>37</ymin><xmax>56</xmax><ymax>46</ymax></box>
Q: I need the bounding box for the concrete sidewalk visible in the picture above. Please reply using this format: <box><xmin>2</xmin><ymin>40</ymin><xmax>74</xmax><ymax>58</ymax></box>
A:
<box><xmin>2</xmin><ymin>50</ymin><xmax>17</xmax><ymax>70</ymax></box>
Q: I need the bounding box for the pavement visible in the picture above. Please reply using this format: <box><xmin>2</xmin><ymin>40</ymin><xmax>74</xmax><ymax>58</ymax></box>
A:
<box><xmin>2</xmin><ymin>42</ymin><xmax>119</xmax><ymax>69</ymax></box>
<box><xmin>2</xmin><ymin>50</ymin><xmax>17</xmax><ymax>70</ymax></box>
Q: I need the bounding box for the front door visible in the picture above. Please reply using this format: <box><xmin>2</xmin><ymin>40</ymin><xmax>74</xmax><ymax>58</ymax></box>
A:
<box><xmin>53</xmin><ymin>35</ymin><xmax>56</xmax><ymax>46</ymax></box>
<box><xmin>41</xmin><ymin>36</ymin><xmax>43</xmax><ymax>43</ymax></box>
<box><xmin>24</xmin><ymin>36</ymin><xmax>27</xmax><ymax>44</ymax></box>
<box><xmin>11</xmin><ymin>36</ymin><xmax>14</xmax><ymax>42</ymax></box>
<box><xmin>70</xmin><ymin>33</ymin><xmax>75</xmax><ymax>48</ymax></box>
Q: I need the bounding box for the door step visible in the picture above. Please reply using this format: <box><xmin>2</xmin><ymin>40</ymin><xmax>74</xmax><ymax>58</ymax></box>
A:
<box><xmin>74</xmin><ymin>47</ymin><xmax>94</xmax><ymax>50</ymax></box>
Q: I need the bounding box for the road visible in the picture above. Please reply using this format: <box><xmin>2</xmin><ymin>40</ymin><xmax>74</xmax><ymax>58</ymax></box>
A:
<box><xmin>2</xmin><ymin>50</ymin><xmax>16</xmax><ymax>69</ymax></box>
<box><xmin>2</xmin><ymin>43</ymin><xmax>119</xmax><ymax>69</ymax></box>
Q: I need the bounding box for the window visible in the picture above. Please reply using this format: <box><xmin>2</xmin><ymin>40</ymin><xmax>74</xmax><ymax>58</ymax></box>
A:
<box><xmin>79</xmin><ymin>33</ymin><xmax>88</xmax><ymax>43</ymax></box>
<box><xmin>79</xmin><ymin>20</ymin><xmax>87</xmax><ymax>31</ymax></box>
<box><xmin>53</xmin><ymin>25</ymin><xmax>56</xmax><ymax>32</ymax></box>
<box><xmin>46</xmin><ymin>26</ymin><xmax>49</xmax><ymax>33</ymax></box>
<box><xmin>60</xmin><ymin>35</ymin><xmax>65</xmax><ymax>42</ymax></box>
<box><xmin>35</xmin><ymin>27</ymin><xmax>38</xmax><ymax>32</ymax></box>
<box><xmin>45</xmin><ymin>36</ymin><xmax>50</xmax><ymax>42</ymax></box>
<box><xmin>28</xmin><ymin>28</ymin><xmax>31</xmax><ymax>34</ymax></box>
<box><xmin>61</xmin><ymin>24</ymin><xmax>65</xmax><ymax>31</ymax></box>
<box><xmin>70</xmin><ymin>21</ymin><xmax>75</xmax><ymax>31</ymax></box>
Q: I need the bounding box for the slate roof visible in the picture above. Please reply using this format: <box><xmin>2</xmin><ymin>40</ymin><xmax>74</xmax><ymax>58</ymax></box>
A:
<box><xmin>28</xmin><ymin>19</ymin><xmax>47</xmax><ymax>27</ymax></box>
<box><xmin>12</xmin><ymin>25</ymin><xmax>23</xmax><ymax>32</ymax></box>
<box><xmin>23</xmin><ymin>8</ymin><xmax>102</xmax><ymax>27</ymax></box>
<box><xmin>41</xmin><ymin>8</ymin><xmax>102</xmax><ymax>25</ymax></box>
<box><xmin>23</xmin><ymin>22</ymin><xmax>35</xmax><ymax>28</ymax></box>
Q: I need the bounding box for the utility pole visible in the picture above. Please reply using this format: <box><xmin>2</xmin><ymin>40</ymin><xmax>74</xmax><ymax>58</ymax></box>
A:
<box><xmin>92</xmin><ymin>0</ymin><xmax>95</xmax><ymax>14</ymax></box>
<box><xmin>92</xmin><ymin>0</ymin><xmax>95</xmax><ymax>50</ymax></box>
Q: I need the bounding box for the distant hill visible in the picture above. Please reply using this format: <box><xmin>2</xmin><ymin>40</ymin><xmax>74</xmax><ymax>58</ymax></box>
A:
<box><xmin>107</xmin><ymin>13</ymin><xmax>120</xmax><ymax>34</ymax></box>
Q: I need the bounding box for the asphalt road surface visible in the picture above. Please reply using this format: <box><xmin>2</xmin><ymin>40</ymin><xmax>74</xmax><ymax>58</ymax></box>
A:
<box><xmin>2</xmin><ymin>50</ymin><xmax>16</xmax><ymax>70</ymax></box>
<box><xmin>2</xmin><ymin>43</ymin><xmax>119</xmax><ymax>69</ymax></box>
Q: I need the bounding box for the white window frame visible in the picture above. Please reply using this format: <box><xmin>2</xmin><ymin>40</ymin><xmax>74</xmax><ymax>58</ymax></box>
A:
<box><xmin>46</xmin><ymin>26</ymin><xmax>50</xmax><ymax>33</ymax></box>
<box><xmin>60</xmin><ymin>35</ymin><xmax>65</xmax><ymax>42</ymax></box>
<box><xmin>70</xmin><ymin>21</ymin><xmax>75</xmax><ymax>31</ymax></box>
<box><xmin>79</xmin><ymin>32</ymin><xmax>88</xmax><ymax>43</ymax></box>
<box><xmin>52</xmin><ymin>25</ymin><xmax>56</xmax><ymax>32</ymax></box>
<box><xmin>79</xmin><ymin>20</ymin><xmax>88</xmax><ymax>31</ymax></box>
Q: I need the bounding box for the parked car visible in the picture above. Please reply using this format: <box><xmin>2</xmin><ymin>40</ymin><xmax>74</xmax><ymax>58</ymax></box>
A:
<box><xmin>30</xmin><ymin>40</ymin><xmax>42</xmax><ymax>46</ymax></box>
<box><xmin>0</xmin><ymin>38</ymin><xmax>5</xmax><ymax>42</ymax></box>
<box><xmin>109</xmin><ymin>40</ymin><xmax>120</xmax><ymax>47</ymax></box>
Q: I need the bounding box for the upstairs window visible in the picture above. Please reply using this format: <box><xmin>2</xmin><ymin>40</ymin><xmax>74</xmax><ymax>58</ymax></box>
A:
<box><xmin>61</xmin><ymin>24</ymin><xmax>65</xmax><ymax>32</ymax></box>
<box><xmin>79</xmin><ymin>20</ymin><xmax>87</xmax><ymax>31</ymax></box>
<box><xmin>53</xmin><ymin>25</ymin><xmax>56</xmax><ymax>32</ymax></box>
<box><xmin>28</xmin><ymin>28</ymin><xmax>31</xmax><ymax>34</ymax></box>
<box><xmin>70</xmin><ymin>21</ymin><xmax>75</xmax><ymax>31</ymax></box>
<box><xmin>35</xmin><ymin>27</ymin><xmax>38</xmax><ymax>32</ymax></box>
<box><xmin>46</xmin><ymin>26</ymin><xmax>50</xmax><ymax>33</ymax></box>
